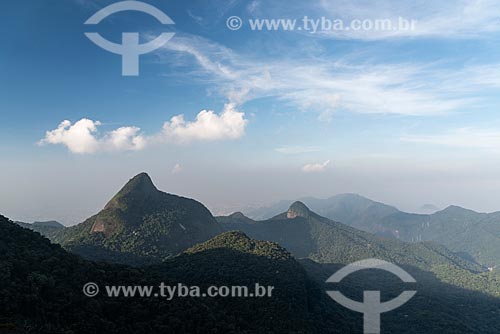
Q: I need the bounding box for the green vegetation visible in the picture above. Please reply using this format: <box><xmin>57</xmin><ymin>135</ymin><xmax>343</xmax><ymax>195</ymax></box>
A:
<box><xmin>0</xmin><ymin>215</ymin><xmax>353</xmax><ymax>333</ymax></box>
<box><xmin>243</xmin><ymin>194</ymin><xmax>500</xmax><ymax>268</ymax></box>
<box><xmin>244</xmin><ymin>194</ymin><xmax>398</xmax><ymax>224</ymax></box>
<box><xmin>185</xmin><ymin>231</ymin><xmax>294</xmax><ymax>260</ymax></box>
<box><xmin>301</xmin><ymin>260</ymin><xmax>500</xmax><ymax>334</ymax></box>
<box><xmin>220</xmin><ymin>202</ymin><xmax>483</xmax><ymax>273</ymax></box>
<box><xmin>433</xmin><ymin>264</ymin><xmax>500</xmax><ymax>297</ymax></box>
<box><xmin>378</xmin><ymin>207</ymin><xmax>500</xmax><ymax>268</ymax></box>
<box><xmin>218</xmin><ymin>202</ymin><xmax>500</xmax><ymax>303</ymax></box>
<box><xmin>5</xmin><ymin>174</ymin><xmax>500</xmax><ymax>333</ymax></box>
<box><xmin>52</xmin><ymin>173</ymin><xmax>222</xmax><ymax>264</ymax></box>
<box><xmin>15</xmin><ymin>220</ymin><xmax>65</xmax><ymax>239</ymax></box>
<box><xmin>2</xmin><ymin>214</ymin><xmax>500</xmax><ymax>333</ymax></box>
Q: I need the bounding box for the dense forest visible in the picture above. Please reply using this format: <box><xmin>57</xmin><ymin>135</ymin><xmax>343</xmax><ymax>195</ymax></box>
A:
<box><xmin>0</xmin><ymin>215</ymin><xmax>352</xmax><ymax>333</ymax></box>
<box><xmin>3</xmin><ymin>213</ymin><xmax>500</xmax><ymax>333</ymax></box>
<box><xmin>243</xmin><ymin>194</ymin><xmax>500</xmax><ymax>268</ymax></box>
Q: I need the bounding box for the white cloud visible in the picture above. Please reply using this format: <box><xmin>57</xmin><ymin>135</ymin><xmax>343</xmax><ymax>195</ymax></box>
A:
<box><xmin>105</xmin><ymin>127</ymin><xmax>146</xmax><ymax>152</ymax></box>
<box><xmin>302</xmin><ymin>160</ymin><xmax>331</xmax><ymax>173</ymax></box>
<box><xmin>39</xmin><ymin>119</ymin><xmax>146</xmax><ymax>154</ymax></box>
<box><xmin>316</xmin><ymin>0</ymin><xmax>500</xmax><ymax>40</ymax></box>
<box><xmin>171</xmin><ymin>163</ymin><xmax>183</xmax><ymax>174</ymax></box>
<box><xmin>39</xmin><ymin>119</ymin><xmax>102</xmax><ymax>154</ymax></box>
<box><xmin>160</xmin><ymin>34</ymin><xmax>500</xmax><ymax>120</ymax></box>
<box><xmin>402</xmin><ymin>128</ymin><xmax>500</xmax><ymax>151</ymax></box>
<box><xmin>162</xmin><ymin>103</ymin><xmax>247</xmax><ymax>142</ymax></box>
<box><xmin>40</xmin><ymin>105</ymin><xmax>248</xmax><ymax>154</ymax></box>
<box><xmin>275</xmin><ymin>146</ymin><xmax>322</xmax><ymax>154</ymax></box>
<box><xmin>317</xmin><ymin>94</ymin><xmax>342</xmax><ymax>122</ymax></box>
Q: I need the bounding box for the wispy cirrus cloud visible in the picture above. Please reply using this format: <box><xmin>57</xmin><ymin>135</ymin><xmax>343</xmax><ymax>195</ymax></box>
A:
<box><xmin>402</xmin><ymin>128</ymin><xmax>500</xmax><ymax>151</ymax></box>
<box><xmin>316</xmin><ymin>0</ymin><xmax>500</xmax><ymax>40</ymax></box>
<box><xmin>159</xmin><ymin>34</ymin><xmax>500</xmax><ymax>121</ymax></box>
<box><xmin>275</xmin><ymin>146</ymin><xmax>322</xmax><ymax>155</ymax></box>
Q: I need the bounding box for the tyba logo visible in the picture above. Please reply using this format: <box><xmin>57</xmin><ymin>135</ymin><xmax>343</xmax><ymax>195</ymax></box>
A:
<box><xmin>84</xmin><ymin>1</ymin><xmax>175</xmax><ymax>76</ymax></box>
<box><xmin>326</xmin><ymin>258</ymin><xmax>417</xmax><ymax>334</ymax></box>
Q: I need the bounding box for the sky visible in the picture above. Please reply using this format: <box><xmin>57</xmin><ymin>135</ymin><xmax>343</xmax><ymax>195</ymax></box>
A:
<box><xmin>2</xmin><ymin>0</ymin><xmax>500</xmax><ymax>225</ymax></box>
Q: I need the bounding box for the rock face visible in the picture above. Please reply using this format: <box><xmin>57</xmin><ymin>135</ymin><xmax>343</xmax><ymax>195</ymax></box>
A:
<box><xmin>287</xmin><ymin>201</ymin><xmax>311</xmax><ymax>219</ymax></box>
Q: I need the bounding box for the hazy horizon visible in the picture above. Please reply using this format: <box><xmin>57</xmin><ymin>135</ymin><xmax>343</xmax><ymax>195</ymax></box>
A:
<box><xmin>2</xmin><ymin>169</ymin><xmax>498</xmax><ymax>226</ymax></box>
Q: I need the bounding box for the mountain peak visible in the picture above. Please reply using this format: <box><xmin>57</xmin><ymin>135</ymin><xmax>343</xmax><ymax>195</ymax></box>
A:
<box><xmin>437</xmin><ymin>205</ymin><xmax>477</xmax><ymax>215</ymax></box>
<box><xmin>229</xmin><ymin>212</ymin><xmax>248</xmax><ymax>219</ymax></box>
<box><xmin>185</xmin><ymin>231</ymin><xmax>293</xmax><ymax>260</ymax></box>
<box><xmin>59</xmin><ymin>173</ymin><xmax>222</xmax><ymax>261</ymax></box>
<box><xmin>32</xmin><ymin>220</ymin><xmax>65</xmax><ymax>228</ymax></box>
<box><xmin>124</xmin><ymin>172</ymin><xmax>157</xmax><ymax>192</ymax></box>
<box><xmin>287</xmin><ymin>201</ymin><xmax>311</xmax><ymax>219</ymax></box>
<box><xmin>104</xmin><ymin>172</ymin><xmax>158</xmax><ymax>210</ymax></box>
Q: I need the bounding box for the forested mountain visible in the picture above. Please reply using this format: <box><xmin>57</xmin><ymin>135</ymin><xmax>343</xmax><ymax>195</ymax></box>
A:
<box><xmin>52</xmin><ymin>173</ymin><xmax>222</xmax><ymax>264</ymax></box>
<box><xmin>14</xmin><ymin>220</ymin><xmax>64</xmax><ymax>239</ymax></box>
<box><xmin>6</xmin><ymin>174</ymin><xmax>500</xmax><ymax>333</ymax></box>
<box><xmin>243</xmin><ymin>195</ymin><xmax>500</xmax><ymax>268</ymax></box>
<box><xmin>0</xmin><ymin>214</ymin><xmax>354</xmax><ymax>333</ymax></box>
<box><xmin>300</xmin><ymin>260</ymin><xmax>500</xmax><ymax>333</ymax></box>
<box><xmin>2</xmin><ymin>213</ymin><xmax>500</xmax><ymax>333</ymax></box>
<box><xmin>220</xmin><ymin>202</ymin><xmax>484</xmax><ymax>273</ymax></box>
<box><xmin>366</xmin><ymin>206</ymin><xmax>500</xmax><ymax>268</ymax></box>
<box><xmin>244</xmin><ymin>194</ymin><xmax>399</xmax><ymax>224</ymax></box>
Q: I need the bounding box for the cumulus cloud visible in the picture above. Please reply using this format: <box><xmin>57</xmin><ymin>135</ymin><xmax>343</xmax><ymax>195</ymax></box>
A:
<box><xmin>302</xmin><ymin>160</ymin><xmax>331</xmax><ymax>173</ymax></box>
<box><xmin>39</xmin><ymin>119</ymin><xmax>146</xmax><ymax>154</ymax></box>
<box><xmin>39</xmin><ymin>119</ymin><xmax>102</xmax><ymax>154</ymax></box>
<box><xmin>40</xmin><ymin>105</ymin><xmax>248</xmax><ymax>154</ymax></box>
<box><xmin>162</xmin><ymin>103</ymin><xmax>247</xmax><ymax>143</ymax></box>
<box><xmin>105</xmin><ymin>127</ymin><xmax>147</xmax><ymax>151</ymax></box>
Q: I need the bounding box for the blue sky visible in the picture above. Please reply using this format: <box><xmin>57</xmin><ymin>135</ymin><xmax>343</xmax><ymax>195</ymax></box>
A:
<box><xmin>2</xmin><ymin>0</ymin><xmax>500</xmax><ymax>224</ymax></box>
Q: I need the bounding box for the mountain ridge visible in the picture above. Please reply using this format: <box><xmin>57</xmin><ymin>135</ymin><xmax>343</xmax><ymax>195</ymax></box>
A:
<box><xmin>0</xmin><ymin>214</ymin><xmax>354</xmax><ymax>333</ymax></box>
<box><xmin>240</xmin><ymin>194</ymin><xmax>500</xmax><ymax>267</ymax></box>
<box><xmin>219</xmin><ymin>202</ymin><xmax>484</xmax><ymax>273</ymax></box>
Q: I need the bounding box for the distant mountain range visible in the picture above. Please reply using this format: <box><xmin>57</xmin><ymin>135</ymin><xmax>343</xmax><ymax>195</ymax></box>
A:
<box><xmin>14</xmin><ymin>220</ymin><xmax>64</xmax><ymax>239</ymax></box>
<box><xmin>244</xmin><ymin>194</ymin><xmax>400</xmax><ymax>223</ymax></box>
<box><xmin>13</xmin><ymin>173</ymin><xmax>496</xmax><ymax>280</ymax></box>
<box><xmin>219</xmin><ymin>201</ymin><xmax>483</xmax><ymax>273</ymax></box>
<box><xmin>5</xmin><ymin>173</ymin><xmax>500</xmax><ymax>332</ymax></box>
<box><xmin>33</xmin><ymin>174</ymin><xmax>485</xmax><ymax>274</ymax></box>
<box><xmin>12</xmin><ymin>173</ymin><xmax>500</xmax><ymax>275</ymax></box>
<box><xmin>242</xmin><ymin>194</ymin><xmax>500</xmax><ymax>267</ymax></box>
<box><xmin>21</xmin><ymin>183</ymin><xmax>500</xmax><ymax>270</ymax></box>
<box><xmin>3</xmin><ymin>181</ymin><xmax>500</xmax><ymax>332</ymax></box>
